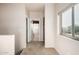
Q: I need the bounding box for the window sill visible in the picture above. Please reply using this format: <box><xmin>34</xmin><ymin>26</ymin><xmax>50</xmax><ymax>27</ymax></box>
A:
<box><xmin>60</xmin><ymin>34</ymin><xmax>79</xmax><ymax>41</ymax></box>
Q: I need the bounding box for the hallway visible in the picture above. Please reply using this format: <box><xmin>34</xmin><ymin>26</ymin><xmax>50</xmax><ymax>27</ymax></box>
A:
<box><xmin>27</xmin><ymin>41</ymin><xmax>44</xmax><ymax>48</ymax></box>
<box><xmin>21</xmin><ymin>41</ymin><xmax>59</xmax><ymax>55</ymax></box>
<box><xmin>0</xmin><ymin>3</ymin><xmax>79</xmax><ymax>55</ymax></box>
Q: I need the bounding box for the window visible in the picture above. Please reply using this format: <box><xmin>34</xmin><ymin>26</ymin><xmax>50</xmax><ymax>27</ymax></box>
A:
<box><xmin>62</xmin><ymin>8</ymin><xmax>72</xmax><ymax>37</ymax></box>
<box><xmin>60</xmin><ymin>4</ymin><xmax>79</xmax><ymax>40</ymax></box>
<box><xmin>74</xmin><ymin>4</ymin><xmax>79</xmax><ymax>39</ymax></box>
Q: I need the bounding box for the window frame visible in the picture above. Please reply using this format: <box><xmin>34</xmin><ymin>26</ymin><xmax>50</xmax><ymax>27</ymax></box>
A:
<box><xmin>59</xmin><ymin>4</ymin><xmax>79</xmax><ymax>41</ymax></box>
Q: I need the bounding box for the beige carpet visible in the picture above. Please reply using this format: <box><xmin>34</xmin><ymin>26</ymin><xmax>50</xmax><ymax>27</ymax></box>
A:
<box><xmin>21</xmin><ymin>41</ymin><xmax>59</xmax><ymax>55</ymax></box>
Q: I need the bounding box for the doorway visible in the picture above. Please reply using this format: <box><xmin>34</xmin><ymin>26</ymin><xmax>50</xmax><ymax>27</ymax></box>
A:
<box><xmin>32</xmin><ymin>20</ymin><xmax>39</xmax><ymax>41</ymax></box>
<box><xmin>26</xmin><ymin>19</ymin><xmax>45</xmax><ymax>48</ymax></box>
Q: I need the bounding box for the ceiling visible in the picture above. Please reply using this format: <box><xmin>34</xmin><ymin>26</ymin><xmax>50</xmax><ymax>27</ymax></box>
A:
<box><xmin>25</xmin><ymin>3</ymin><xmax>71</xmax><ymax>12</ymax></box>
<box><xmin>26</xmin><ymin>3</ymin><xmax>44</xmax><ymax>11</ymax></box>
<box><xmin>55</xmin><ymin>3</ymin><xmax>71</xmax><ymax>12</ymax></box>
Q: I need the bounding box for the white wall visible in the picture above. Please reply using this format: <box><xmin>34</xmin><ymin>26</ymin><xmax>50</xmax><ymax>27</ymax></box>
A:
<box><xmin>29</xmin><ymin>11</ymin><xmax>43</xmax><ymax>21</ymax></box>
<box><xmin>0</xmin><ymin>4</ymin><xmax>26</xmax><ymax>54</ymax></box>
<box><xmin>55</xmin><ymin>3</ymin><xmax>79</xmax><ymax>55</ymax></box>
<box><xmin>45</xmin><ymin>4</ymin><xmax>57</xmax><ymax>48</ymax></box>
<box><xmin>56</xmin><ymin>35</ymin><xmax>79</xmax><ymax>55</ymax></box>
<box><xmin>25</xmin><ymin>8</ymin><xmax>31</xmax><ymax>43</ymax></box>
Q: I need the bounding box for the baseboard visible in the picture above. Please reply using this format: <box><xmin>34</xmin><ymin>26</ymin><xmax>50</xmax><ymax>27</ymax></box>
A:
<box><xmin>15</xmin><ymin>49</ymin><xmax>23</xmax><ymax>55</ymax></box>
<box><xmin>55</xmin><ymin>47</ymin><xmax>64</xmax><ymax>55</ymax></box>
<box><xmin>45</xmin><ymin>45</ymin><xmax>54</xmax><ymax>48</ymax></box>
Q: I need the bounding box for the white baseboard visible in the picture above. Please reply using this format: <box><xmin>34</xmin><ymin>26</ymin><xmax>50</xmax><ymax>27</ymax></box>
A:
<box><xmin>55</xmin><ymin>47</ymin><xmax>64</xmax><ymax>55</ymax></box>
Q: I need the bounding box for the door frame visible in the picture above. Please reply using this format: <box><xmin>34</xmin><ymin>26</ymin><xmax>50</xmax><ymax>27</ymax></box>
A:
<box><xmin>26</xmin><ymin>18</ymin><xmax>28</xmax><ymax>46</ymax></box>
<box><xmin>43</xmin><ymin>17</ymin><xmax>45</xmax><ymax>45</ymax></box>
